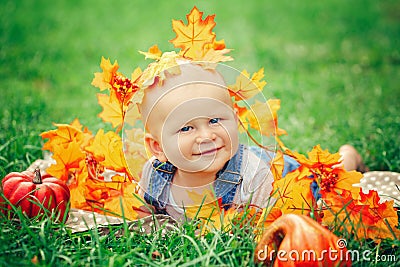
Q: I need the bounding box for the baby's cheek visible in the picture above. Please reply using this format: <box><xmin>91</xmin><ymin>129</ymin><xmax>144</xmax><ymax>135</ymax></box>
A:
<box><xmin>177</xmin><ymin>137</ymin><xmax>191</xmax><ymax>155</ymax></box>
<box><xmin>222</xmin><ymin>122</ymin><xmax>239</xmax><ymax>140</ymax></box>
<box><xmin>167</xmin><ymin>134</ymin><xmax>192</xmax><ymax>159</ymax></box>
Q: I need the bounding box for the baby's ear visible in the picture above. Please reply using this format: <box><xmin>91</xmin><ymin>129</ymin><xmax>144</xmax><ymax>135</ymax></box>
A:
<box><xmin>233</xmin><ymin>106</ymin><xmax>239</xmax><ymax>123</ymax></box>
<box><xmin>144</xmin><ymin>133</ymin><xmax>168</xmax><ymax>162</ymax></box>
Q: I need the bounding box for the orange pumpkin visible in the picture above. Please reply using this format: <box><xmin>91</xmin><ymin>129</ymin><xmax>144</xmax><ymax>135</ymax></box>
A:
<box><xmin>254</xmin><ymin>214</ymin><xmax>351</xmax><ymax>266</ymax></box>
<box><xmin>1</xmin><ymin>168</ymin><xmax>70</xmax><ymax>221</ymax></box>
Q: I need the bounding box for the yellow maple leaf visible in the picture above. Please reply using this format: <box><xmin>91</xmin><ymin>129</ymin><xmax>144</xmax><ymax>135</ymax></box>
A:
<box><xmin>139</xmin><ymin>44</ymin><xmax>162</xmax><ymax>60</ymax></box>
<box><xmin>123</xmin><ymin>102</ymin><xmax>141</xmax><ymax>128</ymax></box>
<box><xmin>40</xmin><ymin>121</ymin><xmax>84</xmax><ymax>152</ymax></box>
<box><xmin>186</xmin><ymin>188</ymin><xmax>217</xmax><ymax>207</ymax></box>
<box><xmin>140</xmin><ymin>51</ymin><xmax>181</xmax><ymax>88</ymax></box>
<box><xmin>123</xmin><ymin>127</ymin><xmax>147</xmax><ymax>180</ymax></box>
<box><xmin>245</xmin><ymin>99</ymin><xmax>286</xmax><ymax>137</ymax></box>
<box><xmin>195</xmin><ymin>39</ymin><xmax>233</xmax><ymax>68</ymax></box>
<box><xmin>320</xmin><ymin>168</ymin><xmax>363</xmax><ymax>200</ymax></box>
<box><xmin>69</xmin><ymin>118</ymin><xmax>83</xmax><ymax>131</ymax></box>
<box><xmin>197</xmin><ymin>48</ymin><xmax>233</xmax><ymax>69</ymax></box>
<box><xmin>229</xmin><ymin>68</ymin><xmax>267</xmax><ymax>101</ymax></box>
<box><xmin>131</xmin><ymin>67</ymin><xmax>142</xmax><ymax>83</ymax></box>
<box><xmin>97</xmin><ymin>93</ymin><xmax>124</xmax><ymax>128</ymax></box>
<box><xmin>170</xmin><ymin>6</ymin><xmax>216</xmax><ymax>59</ymax></box>
<box><xmin>91</xmin><ymin>57</ymin><xmax>119</xmax><ymax>91</ymax></box>
<box><xmin>268</xmin><ymin>99</ymin><xmax>287</xmax><ymax>136</ymax></box>
<box><xmin>184</xmin><ymin>189</ymin><xmax>221</xmax><ymax>220</ymax></box>
<box><xmin>103</xmin><ymin>182</ymin><xmax>148</xmax><ymax>220</ymax></box>
<box><xmin>270</xmin><ymin>150</ymin><xmax>284</xmax><ymax>180</ymax></box>
<box><xmin>85</xmin><ymin>129</ymin><xmax>128</xmax><ymax>173</ymax></box>
<box><xmin>68</xmin><ymin>164</ymin><xmax>89</xmax><ymax>209</ymax></box>
<box><xmin>205</xmin><ymin>39</ymin><xmax>227</xmax><ymax>51</ymax></box>
<box><xmin>46</xmin><ymin>140</ymin><xmax>86</xmax><ymax>183</ymax></box>
<box><xmin>272</xmin><ymin>168</ymin><xmax>314</xmax><ymax>215</ymax></box>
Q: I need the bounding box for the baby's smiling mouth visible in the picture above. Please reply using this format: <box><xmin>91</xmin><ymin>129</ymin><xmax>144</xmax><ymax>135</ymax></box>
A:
<box><xmin>193</xmin><ymin>146</ymin><xmax>223</xmax><ymax>156</ymax></box>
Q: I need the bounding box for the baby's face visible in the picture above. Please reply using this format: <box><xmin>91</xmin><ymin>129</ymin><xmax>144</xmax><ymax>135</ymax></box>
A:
<box><xmin>145</xmin><ymin>83</ymin><xmax>239</xmax><ymax>174</ymax></box>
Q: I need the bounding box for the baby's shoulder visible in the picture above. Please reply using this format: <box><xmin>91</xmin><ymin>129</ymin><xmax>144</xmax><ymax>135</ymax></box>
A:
<box><xmin>240</xmin><ymin>145</ymin><xmax>273</xmax><ymax>181</ymax></box>
<box><xmin>236</xmin><ymin>145</ymin><xmax>274</xmax><ymax>201</ymax></box>
<box><xmin>139</xmin><ymin>156</ymin><xmax>157</xmax><ymax>186</ymax></box>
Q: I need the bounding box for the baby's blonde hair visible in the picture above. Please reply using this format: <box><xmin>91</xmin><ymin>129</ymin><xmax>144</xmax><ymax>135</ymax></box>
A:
<box><xmin>139</xmin><ymin>62</ymin><xmax>230</xmax><ymax>130</ymax></box>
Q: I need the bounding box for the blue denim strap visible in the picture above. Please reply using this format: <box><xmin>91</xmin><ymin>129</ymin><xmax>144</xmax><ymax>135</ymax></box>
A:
<box><xmin>143</xmin><ymin>160</ymin><xmax>175</xmax><ymax>214</ymax></box>
<box><xmin>145</xmin><ymin>145</ymin><xmax>245</xmax><ymax>212</ymax></box>
<box><xmin>215</xmin><ymin>144</ymin><xmax>244</xmax><ymax>208</ymax></box>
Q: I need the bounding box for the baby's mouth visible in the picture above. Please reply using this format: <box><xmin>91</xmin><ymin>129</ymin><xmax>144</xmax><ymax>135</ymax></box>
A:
<box><xmin>193</xmin><ymin>146</ymin><xmax>223</xmax><ymax>156</ymax></box>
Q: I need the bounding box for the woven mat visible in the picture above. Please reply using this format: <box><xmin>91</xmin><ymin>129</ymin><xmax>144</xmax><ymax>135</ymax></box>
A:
<box><xmin>26</xmin><ymin>160</ymin><xmax>399</xmax><ymax>233</ymax></box>
<box><xmin>66</xmin><ymin>209</ymin><xmax>177</xmax><ymax>234</ymax></box>
<box><xmin>355</xmin><ymin>171</ymin><xmax>400</xmax><ymax>205</ymax></box>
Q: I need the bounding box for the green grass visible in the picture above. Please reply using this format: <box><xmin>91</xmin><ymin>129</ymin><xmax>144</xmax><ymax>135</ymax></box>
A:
<box><xmin>0</xmin><ymin>206</ymin><xmax>257</xmax><ymax>266</ymax></box>
<box><xmin>1</xmin><ymin>0</ymin><xmax>399</xmax><ymax>266</ymax></box>
<box><xmin>1</xmin><ymin>202</ymin><xmax>399</xmax><ymax>266</ymax></box>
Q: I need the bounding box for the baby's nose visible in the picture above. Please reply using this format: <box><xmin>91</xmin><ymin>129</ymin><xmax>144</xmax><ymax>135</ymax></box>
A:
<box><xmin>195</xmin><ymin>129</ymin><xmax>216</xmax><ymax>144</ymax></box>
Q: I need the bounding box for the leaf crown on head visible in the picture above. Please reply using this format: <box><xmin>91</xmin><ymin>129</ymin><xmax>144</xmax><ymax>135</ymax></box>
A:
<box><xmin>91</xmin><ymin>6</ymin><xmax>286</xmax><ymax>140</ymax></box>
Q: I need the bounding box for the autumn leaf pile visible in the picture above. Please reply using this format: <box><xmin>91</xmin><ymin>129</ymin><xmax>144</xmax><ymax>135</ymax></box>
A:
<box><xmin>40</xmin><ymin>7</ymin><xmax>399</xmax><ymax>241</ymax></box>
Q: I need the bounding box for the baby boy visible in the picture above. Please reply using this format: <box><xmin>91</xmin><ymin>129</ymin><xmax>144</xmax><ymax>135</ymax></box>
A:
<box><xmin>138</xmin><ymin>62</ymin><xmax>298</xmax><ymax>219</ymax></box>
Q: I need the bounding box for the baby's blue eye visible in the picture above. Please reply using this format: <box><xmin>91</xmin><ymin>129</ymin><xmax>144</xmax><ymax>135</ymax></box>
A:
<box><xmin>209</xmin><ymin>118</ymin><xmax>220</xmax><ymax>124</ymax></box>
<box><xmin>180</xmin><ymin>126</ymin><xmax>192</xmax><ymax>132</ymax></box>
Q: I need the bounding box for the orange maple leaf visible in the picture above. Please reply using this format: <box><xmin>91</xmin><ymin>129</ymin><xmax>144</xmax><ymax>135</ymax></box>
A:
<box><xmin>170</xmin><ymin>6</ymin><xmax>216</xmax><ymax>59</ymax></box>
<box><xmin>85</xmin><ymin>129</ymin><xmax>128</xmax><ymax>174</ymax></box>
<box><xmin>84</xmin><ymin>178</ymin><xmax>121</xmax><ymax>207</ymax></box>
<box><xmin>322</xmin><ymin>190</ymin><xmax>381</xmax><ymax>240</ymax></box>
<box><xmin>291</xmin><ymin>144</ymin><xmax>341</xmax><ymax>169</ymax></box>
<box><xmin>358</xmin><ymin>190</ymin><xmax>400</xmax><ymax>240</ymax></box>
<box><xmin>205</xmin><ymin>39</ymin><xmax>227</xmax><ymax>51</ymax></box>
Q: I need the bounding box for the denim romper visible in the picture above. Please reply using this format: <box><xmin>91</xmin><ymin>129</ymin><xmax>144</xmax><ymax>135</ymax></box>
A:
<box><xmin>143</xmin><ymin>144</ymin><xmax>300</xmax><ymax>214</ymax></box>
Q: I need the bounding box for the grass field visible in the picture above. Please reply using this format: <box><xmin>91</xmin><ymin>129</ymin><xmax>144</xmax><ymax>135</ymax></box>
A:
<box><xmin>1</xmin><ymin>0</ymin><xmax>399</xmax><ymax>266</ymax></box>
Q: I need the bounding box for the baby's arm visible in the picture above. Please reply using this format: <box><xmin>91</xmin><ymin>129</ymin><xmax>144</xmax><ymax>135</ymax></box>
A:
<box><xmin>138</xmin><ymin>158</ymin><xmax>153</xmax><ymax>197</ymax></box>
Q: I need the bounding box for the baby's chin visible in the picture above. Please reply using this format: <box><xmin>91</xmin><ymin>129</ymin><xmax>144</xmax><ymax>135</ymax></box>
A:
<box><xmin>173</xmin><ymin>156</ymin><xmax>230</xmax><ymax>174</ymax></box>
